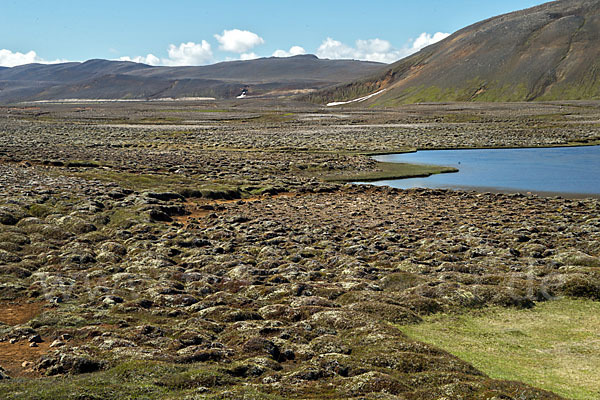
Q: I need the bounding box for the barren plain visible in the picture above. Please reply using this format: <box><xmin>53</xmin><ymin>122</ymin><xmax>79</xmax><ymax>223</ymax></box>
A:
<box><xmin>0</xmin><ymin>100</ymin><xmax>599</xmax><ymax>399</ymax></box>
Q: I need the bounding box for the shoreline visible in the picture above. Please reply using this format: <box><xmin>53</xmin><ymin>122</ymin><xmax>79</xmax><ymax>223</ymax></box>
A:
<box><xmin>358</xmin><ymin>181</ymin><xmax>600</xmax><ymax>199</ymax></box>
<box><xmin>361</xmin><ymin>141</ymin><xmax>600</xmax><ymax>156</ymax></box>
<box><xmin>360</xmin><ymin>144</ymin><xmax>600</xmax><ymax>199</ymax></box>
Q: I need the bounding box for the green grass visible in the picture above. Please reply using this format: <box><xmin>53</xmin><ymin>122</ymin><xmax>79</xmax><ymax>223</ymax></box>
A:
<box><xmin>52</xmin><ymin>169</ymin><xmax>282</xmax><ymax>200</ymax></box>
<box><xmin>0</xmin><ymin>361</ymin><xmax>184</xmax><ymax>400</ymax></box>
<box><xmin>62</xmin><ymin>170</ymin><xmax>240</xmax><ymax>197</ymax></box>
<box><xmin>0</xmin><ymin>360</ymin><xmax>284</xmax><ymax>400</ymax></box>
<box><xmin>398</xmin><ymin>298</ymin><xmax>600</xmax><ymax>400</ymax></box>
<box><xmin>325</xmin><ymin>161</ymin><xmax>458</xmax><ymax>183</ymax></box>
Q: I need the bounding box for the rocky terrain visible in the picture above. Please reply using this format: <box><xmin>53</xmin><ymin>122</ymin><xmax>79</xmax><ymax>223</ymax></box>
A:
<box><xmin>308</xmin><ymin>0</ymin><xmax>600</xmax><ymax>106</ymax></box>
<box><xmin>0</xmin><ymin>100</ymin><xmax>599</xmax><ymax>399</ymax></box>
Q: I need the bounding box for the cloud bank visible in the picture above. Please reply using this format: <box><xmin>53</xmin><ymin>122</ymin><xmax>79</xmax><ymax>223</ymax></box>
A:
<box><xmin>120</xmin><ymin>29</ymin><xmax>266</xmax><ymax>66</ymax></box>
<box><xmin>0</xmin><ymin>49</ymin><xmax>67</xmax><ymax>67</ymax></box>
<box><xmin>119</xmin><ymin>41</ymin><xmax>213</xmax><ymax>66</ymax></box>
<box><xmin>272</xmin><ymin>46</ymin><xmax>306</xmax><ymax>58</ymax></box>
<box><xmin>1</xmin><ymin>29</ymin><xmax>450</xmax><ymax>68</ymax></box>
<box><xmin>317</xmin><ymin>32</ymin><xmax>450</xmax><ymax>63</ymax></box>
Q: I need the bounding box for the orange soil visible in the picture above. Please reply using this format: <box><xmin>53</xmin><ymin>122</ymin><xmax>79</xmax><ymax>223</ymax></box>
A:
<box><xmin>0</xmin><ymin>301</ymin><xmax>44</xmax><ymax>326</ymax></box>
<box><xmin>0</xmin><ymin>301</ymin><xmax>49</xmax><ymax>377</ymax></box>
<box><xmin>0</xmin><ymin>341</ymin><xmax>50</xmax><ymax>378</ymax></box>
<box><xmin>173</xmin><ymin>192</ymin><xmax>297</xmax><ymax>227</ymax></box>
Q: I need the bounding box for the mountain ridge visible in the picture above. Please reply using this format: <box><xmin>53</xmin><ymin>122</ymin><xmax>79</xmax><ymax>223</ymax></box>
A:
<box><xmin>0</xmin><ymin>55</ymin><xmax>385</xmax><ymax>103</ymax></box>
<box><xmin>308</xmin><ymin>0</ymin><xmax>600</xmax><ymax>106</ymax></box>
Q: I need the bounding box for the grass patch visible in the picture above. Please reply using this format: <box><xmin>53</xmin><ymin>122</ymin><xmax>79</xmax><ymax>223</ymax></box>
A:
<box><xmin>398</xmin><ymin>298</ymin><xmax>600</xmax><ymax>400</ymax></box>
<box><xmin>324</xmin><ymin>161</ymin><xmax>457</xmax><ymax>183</ymax></box>
<box><xmin>55</xmin><ymin>169</ymin><xmax>278</xmax><ymax>200</ymax></box>
<box><xmin>0</xmin><ymin>361</ymin><xmax>182</xmax><ymax>400</ymax></box>
<box><xmin>64</xmin><ymin>170</ymin><xmax>239</xmax><ymax>197</ymax></box>
<box><xmin>0</xmin><ymin>360</ymin><xmax>283</xmax><ymax>400</ymax></box>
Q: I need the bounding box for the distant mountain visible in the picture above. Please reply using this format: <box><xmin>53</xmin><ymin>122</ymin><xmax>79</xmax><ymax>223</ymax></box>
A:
<box><xmin>308</xmin><ymin>0</ymin><xmax>600</xmax><ymax>106</ymax></box>
<box><xmin>0</xmin><ymin>55</ymin><xmax>385</xmax><ymax>103</ymax></box>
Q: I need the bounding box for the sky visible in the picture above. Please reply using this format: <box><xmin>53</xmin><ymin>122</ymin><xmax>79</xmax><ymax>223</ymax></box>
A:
<box><xmin>0</xmin><ymin>0</ymin><xmax>550</xmax><ymax>68</ymax></box>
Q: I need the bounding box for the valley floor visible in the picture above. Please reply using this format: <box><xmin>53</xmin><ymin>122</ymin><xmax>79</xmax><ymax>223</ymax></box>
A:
<box><xmin>0</xmin><ymin>100</ymin><xmax>599</xmax><ymax>399</ymax></box>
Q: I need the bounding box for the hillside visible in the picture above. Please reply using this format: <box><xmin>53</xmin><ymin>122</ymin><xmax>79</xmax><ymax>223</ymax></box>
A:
<box><xmin>309</xmin><ymin>0</ymin><xmax>600</xmax><ymax>106</ymax></box>
<box><xmin>0</xmin><ymin>55</ymin><xmax>385</xmax><ymax>103</ymax></box>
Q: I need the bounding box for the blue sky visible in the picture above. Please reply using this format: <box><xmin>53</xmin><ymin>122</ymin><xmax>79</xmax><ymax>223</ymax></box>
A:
<box><xmin>1</xmin><ymin>0</ymin><xmax>549</xmax><ymax>67</ymax></box>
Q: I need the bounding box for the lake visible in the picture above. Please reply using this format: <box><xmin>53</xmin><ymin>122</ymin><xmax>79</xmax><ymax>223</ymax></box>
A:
<box><xmin>362</xmin><ymin>146</ymin><xmax>600</xmax><ymax>196</ymax></box>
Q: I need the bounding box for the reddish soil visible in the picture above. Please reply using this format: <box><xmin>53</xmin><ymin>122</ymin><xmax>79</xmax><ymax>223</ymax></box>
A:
<box><xmin>0</xmin><ymin>302</ymin><xmax>44</xmax><ymax>326</ymax></box>
<box><xmin>0</xmin><ymin>301</ymin><xmax>49</xmax><ymax>377</ymax></box>
<box><xmin>0</xmin><ymin>341</ymin><xmax>50</xmax><ymax>378</ymax></box>
<box><xmin>173</xmin><ymin>192</ymin><xmax>298</xmax><ymax>226</ymax></box>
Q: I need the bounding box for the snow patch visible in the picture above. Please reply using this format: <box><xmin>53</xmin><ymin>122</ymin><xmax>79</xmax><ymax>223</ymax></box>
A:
<box><xmin>326</xmin><ymin>89</ymin><xmax>387</xmax><ymax>107</ymax></box>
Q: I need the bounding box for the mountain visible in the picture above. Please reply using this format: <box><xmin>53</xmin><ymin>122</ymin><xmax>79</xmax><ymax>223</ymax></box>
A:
<box><xmin>308</xmin><ymin>0</ymin><xmax>600</xmax><ymax>106</ymax></box>
<box><xmin>0</xmin><ymin>55</ymin><xmax>385</xmax><ymax>104</ymax></box>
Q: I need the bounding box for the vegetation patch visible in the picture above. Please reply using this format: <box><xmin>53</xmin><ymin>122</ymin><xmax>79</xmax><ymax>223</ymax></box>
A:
<box><xmin>398</xmin><ymin>298</ymin><xmax>600</xmax><ymax>400</ymax></box>
<box><xmin>0</xmin><ymin>361</ymin><xmax>181</xmax><ymax>400</ymax></box>
<box><xmin>62</xmin><ymin>169</ymin><xmax>244</xmax><ymax>199</ymax></box>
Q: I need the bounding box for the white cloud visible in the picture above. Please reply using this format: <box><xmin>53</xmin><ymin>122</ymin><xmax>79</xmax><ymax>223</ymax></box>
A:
<box><xmin>316</xmin><ymin>32</ymin><xmax>450</xmax><ymax>64</ymax></box>
<box><xmin>0</xmin><ymin>49</ymin><xmax>67</xmax><ymax>67</ymax></box>
<box><xmin>214</xmin><ymin>29</ymin><xmax>264</xmax><ymax>53</ymax></box>
<box><xmin>412</xmin><ymin>32</ymin><xmax>450</xmax><ymax>50</ymax></box>
<box><xmin>119</xmin><ymin>41</ymin><xmax>213</xmax><ymax>66</ymax></box>
<box><xmin>119</xmin><ymin>54</ymin><xmax>161</xmax><ymax>66</ymax></box>
<box><xmin>272</xmin><ymin>46</ymin><xmax>306</xmax><ymax>58</ymax></box>
<box><xmin>240</xmin><ymin>52</ymin><xmax>259</xmax><ymax>61</ymax></box>
<box><xmin>316</xmin><ymin>38</ymin><xmax>356</xmax><ymax>60</ymax></box>
<box><xmin>357</xmin><ymin>39</ymin><xmax>392</xmax><ymax>53</ymax></box>
<box><xmin>316</xmin><ymin>37</ymin><xmax>402</xmax><ymax>63</ymax></box>
<box><xmin>164</xmin><ymin>41</ymin><xmax>213</xmax><ymax>66</ymax></box>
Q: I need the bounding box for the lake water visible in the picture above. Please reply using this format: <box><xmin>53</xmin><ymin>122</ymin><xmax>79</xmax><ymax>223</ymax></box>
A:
<box><xmin>363</xmin><ymin>146</ymin><xmax>600</xmax><ymax>195</ymax></box>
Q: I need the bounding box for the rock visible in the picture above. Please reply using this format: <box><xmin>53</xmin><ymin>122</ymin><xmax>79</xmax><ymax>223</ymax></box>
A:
<box><xmin>310</xmin><ymin>310</ymin><xmax>367</xmax><ymax>330</ymax></box>
<box><xmin>36</xmin><ymin>354</ymin><xmax>104</xmax><ymax>376</ymax></box>
<box><xmin>99</xmin><ymin>241</ymin><xmax>127</xmax><ymax>256</ymax></box>
<box><xmin>345</xmin><ymin>371</ymin><xmax>411</xmax><ymax>396</ymax></box>
<box><xmin>0</xmin><ymin>211</ymin><xmax>18</xmax><ymax>225</ymax></box>
<box><xmin>175</xmin><ymin>348</ymin><xmax>230</xmax><ymax>364</ymax></box>
<box><xmin>56</xmin><ymin>215</ymin><xmax>96</xmax><ymax>234</ymax></box>
<box><xmin>50</xmin><ymin>340</ymin><xmax>65</xmax><ymax>348</ymax></box>
<box><xmin>148</xmin><ymin>208</ymin><xmax>172</xmax><ymax>222</ymax></box>
<box><xmin>102</xmin><ymin>295</ymin><xmax>124</xmax><ymax>306</ymax></box>
<box><xmin>0</xmin><ymin>366</ymin><xmax>10</xmax><ymax>380</ymax></box>
<box><xmin>0</xmin><ymin>249</ymin><xmax>21</xmax><ymax>264</ymax></box>
<box><xmin>310</xmin><ymin>335</ymin><xmax>352</xmax><ymax>355</ymax></box>
<box><xmin>242</xmin><ymin>337</ymin><xmax>282</xmax><ymax>361</ymax></box>
<box><xmin>29</xmin><ymin>334</ymin><xmax>43</xmax><ymax>343</ymax></box>
<box><xmin>145</xmin><ymin>192</ymin><xmax>185</xmax><ymax>202</ymax></box>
